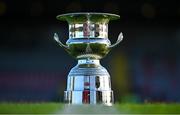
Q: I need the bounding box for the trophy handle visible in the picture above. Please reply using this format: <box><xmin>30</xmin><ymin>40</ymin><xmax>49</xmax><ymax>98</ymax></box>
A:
<box><xmin>54</xmin><ymin>33</ymin><xmax>69</xmax><ymax>50</ymax></box>
<box><xmin>109</xmin><ymin>32</ymin><xmax>123</xmax><ymax>48</ymax></box>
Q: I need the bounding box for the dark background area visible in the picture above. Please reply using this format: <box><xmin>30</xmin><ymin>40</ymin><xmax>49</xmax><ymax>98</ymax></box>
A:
<box><xmin>0</xmin><ymin>0</ymin><xmax>180</xmax><ymax>103</ymax></box>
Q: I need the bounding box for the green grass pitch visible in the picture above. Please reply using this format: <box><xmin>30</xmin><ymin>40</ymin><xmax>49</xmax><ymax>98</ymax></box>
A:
<box><xmin>0</xmin><ymin>103</ymin><xmax>179</xmax><ymax>114</ymax></box>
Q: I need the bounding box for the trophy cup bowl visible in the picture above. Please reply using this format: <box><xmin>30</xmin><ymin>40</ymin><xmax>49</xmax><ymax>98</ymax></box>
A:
<box><xmin>53</xmin><ymin>13</ymin><xmax>123</xmax><ymax>106</ymax></box>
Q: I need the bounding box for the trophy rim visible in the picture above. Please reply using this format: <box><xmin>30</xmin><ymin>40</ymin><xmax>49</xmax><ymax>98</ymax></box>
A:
<box><xmin>56</xmin><ymin>12</ymin><xmax>120</xmax><ymax>22</ymax></box>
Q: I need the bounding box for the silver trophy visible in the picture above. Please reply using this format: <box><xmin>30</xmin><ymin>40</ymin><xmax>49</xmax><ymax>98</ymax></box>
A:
<box><xmin>54</xmin><ymin>12</ymin><xmax>123</xmax><ymax>106</ymax></box>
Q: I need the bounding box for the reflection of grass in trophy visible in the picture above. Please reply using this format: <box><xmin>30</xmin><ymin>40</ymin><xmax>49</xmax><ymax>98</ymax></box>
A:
<box><xmin>68</xmin><ymin>43</ymin><xmax>110</xmax><ymax>59</ymax></box>
<box><xmin>0</xmin><ymin>103</ymin><xmax>179</xmax><ymax>114</ymax></box>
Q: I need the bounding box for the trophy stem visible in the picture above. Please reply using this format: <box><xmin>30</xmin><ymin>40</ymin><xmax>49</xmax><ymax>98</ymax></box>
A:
<box><xmin>64</xmin><ymin>59</ymin><xmax>114</xmax><ymax>106</ymax></box>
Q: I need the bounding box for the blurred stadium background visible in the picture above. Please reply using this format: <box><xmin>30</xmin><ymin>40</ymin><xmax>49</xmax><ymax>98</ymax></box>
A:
<box><xmin>0</xmin><ymin>0</ymin><xmax>180</xmax><ymax>103</ymax></box>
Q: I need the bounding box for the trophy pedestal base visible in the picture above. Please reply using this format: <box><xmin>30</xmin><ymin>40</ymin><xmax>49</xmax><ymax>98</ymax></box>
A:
<box><xmin>64</xmin><ymin>59</ymin><xmax>114</xmax><ymax>106</ymax></box>
<box><xmin>64</xmin><ymin>90</ymin><xmax>113</xmax><ymax>106</ymax></box>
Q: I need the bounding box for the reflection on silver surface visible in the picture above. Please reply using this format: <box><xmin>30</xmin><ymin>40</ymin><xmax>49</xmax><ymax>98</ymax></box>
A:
<box><xmin>95</xmin><ymin>77</ymin><xmax>100</xmax><ymax>89</ymax></box>
<box><xmin>64</xmin><ymin>91</ymin><xmax>113</xmax><ymax>106</ymax></box>
<box><xmin>69</xmin><ymin>23</ymin><xmax>108</xmax><ymax>38</ymax></box>
<box><xmin>54</xmin><ymin>13</ymin><xmax>123</xmax><ymax>106</ymax></box>
<box><xmin>64</xmin><ymin>59</ymin><xmax>113</xmax><ymax>106</ymax></box>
